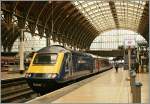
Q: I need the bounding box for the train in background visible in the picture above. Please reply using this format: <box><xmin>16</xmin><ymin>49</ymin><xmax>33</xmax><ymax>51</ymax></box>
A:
<box><xmin>1</xmin><ymin>52</ymin><xmax>35</xmax><ymax>72</ymax></box>
<box><xmin>25</xmin><ymin>45</ymin><xmax>112</xmax><ymax>93</ymax></box>
<box><xmin>1</xmin><ymin>52</ymin><xmax>19</xmax><ymax>66</ymax></box>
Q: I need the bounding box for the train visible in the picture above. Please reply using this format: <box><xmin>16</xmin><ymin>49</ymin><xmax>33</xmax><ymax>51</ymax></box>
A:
<box><xmin>25</xmin><ymin>45</ymin><xmax>112</xmax><ymax>93</ymax></box>
<box><xmin>1</xmin><ymin>52</ymin><xmax>19</xmax><ymax>67</ymax></box>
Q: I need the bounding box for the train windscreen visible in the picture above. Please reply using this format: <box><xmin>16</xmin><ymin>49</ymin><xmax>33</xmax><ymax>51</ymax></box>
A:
<box><xmin>33</xmin><ymin>53</ymin><xmax>57</xmax><ymax>64</ymax></box>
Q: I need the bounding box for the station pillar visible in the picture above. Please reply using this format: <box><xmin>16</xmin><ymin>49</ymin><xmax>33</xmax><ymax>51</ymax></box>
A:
<box><xmin>46</xmin><ymin>37</ymin><xmax>51</xmax><ymax>46</ymax></box>
<box><xmin>128</xmin><ymin>47</ymin><xmax>131</xmax><ymax>70</ymax></box>
<box><xmin>19</xmin><ymin>29</ymin><xmax>25</xmax><ymax>73</ymax></box>
<box><xmin>130</xmin><ymin>70</ymin><xmax>136</xmax><ymax>92</ymax></box>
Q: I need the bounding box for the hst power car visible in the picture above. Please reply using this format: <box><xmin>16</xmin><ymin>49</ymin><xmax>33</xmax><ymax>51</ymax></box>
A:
<box><xmin>25</xmin><ymin>45</ymin><xmax>112</xmax><ymax>93</ymax></box>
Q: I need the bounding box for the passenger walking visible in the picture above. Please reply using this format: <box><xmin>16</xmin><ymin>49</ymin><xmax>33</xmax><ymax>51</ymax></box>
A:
<box><xmin>135</xmin><ymin>61</ymin><xmax>139</xmax><ymax>73</ymax></box>
<box><xmin>115</xmin><ymin>63</ymin><xmax>119</xmax><ymax>72</ymax></box>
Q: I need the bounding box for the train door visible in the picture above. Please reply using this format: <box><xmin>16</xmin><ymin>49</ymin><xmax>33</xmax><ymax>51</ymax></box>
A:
<box><xmin>69</xmin><ymin>53</ymin><xmax>74</xmax><ymax>76</ymax></box>
<box><xmin>64</xmin><ymin>53</ymin><xmax>73</xmax><ymax>78</ymax></box>
<box><xmin>95</xmin><ymin>59</ymin><xmax>100</xmax><ymax>71</ymax></box>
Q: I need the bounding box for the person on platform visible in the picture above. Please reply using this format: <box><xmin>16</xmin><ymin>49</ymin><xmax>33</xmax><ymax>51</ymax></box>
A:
<box><xmin>115</xmin><ymin>63</ymin><xmax>119</xmax><ymax>72</ymax></box>
<box><xmin>135</xmin><ymin>61</ymin><xmax>139</xmax><ymax>73</ymax></box>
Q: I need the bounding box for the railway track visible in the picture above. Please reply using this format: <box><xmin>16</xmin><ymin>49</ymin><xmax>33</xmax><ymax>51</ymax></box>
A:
<box><xmin>1</xmin><ymin>77</ymin><xmax>38</xmax><ymax>103</ymax></box>
<box><xmin>1</xmin><ymin>68</ymin><xmax>112</xmax><ymax>103</ymax></box>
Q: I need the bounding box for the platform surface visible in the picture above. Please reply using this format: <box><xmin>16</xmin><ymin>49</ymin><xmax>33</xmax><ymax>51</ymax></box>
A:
<box><xmin>51</xmin><ymin>68</ymin><xmax>149</xmax><ymax>103</ymax></box>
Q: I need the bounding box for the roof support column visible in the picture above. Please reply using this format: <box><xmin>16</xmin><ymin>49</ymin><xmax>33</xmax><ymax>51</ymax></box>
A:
<box><xmin>8</xmin><ymin>45</ymin><xmax>13</xmax><ymax>52</ymax></box>
<box><xmin>46</xmin><ymin>37</ymin><xmax>51</xmax><ymax>46</ymax></box>
<box><xmin>3</xmin><ymin>47</ymin><xmax>7</xmax><ymax>52</ymax></box>
<box><xmin>109</xmin><ymin>1</ymin><xmax>119</xmax><ymax>28</ymax></box>
<box><xmin>45</xmin><ymin>30</ymin><xmax>51</xmax><ymax>46</ymax></box>
<box><xmin>19</xmin><ymin>29</ymin><xmax>25</xmax><ymax>73</ymax></box>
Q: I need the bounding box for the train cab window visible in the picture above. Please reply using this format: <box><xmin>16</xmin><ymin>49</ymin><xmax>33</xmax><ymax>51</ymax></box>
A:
<box><xmin>33</xmin><ymin>53</ymin><xmax>57</xmax><ymax>64</ymax></box>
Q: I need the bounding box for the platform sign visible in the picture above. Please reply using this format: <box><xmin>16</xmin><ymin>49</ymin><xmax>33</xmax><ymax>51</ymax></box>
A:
<box><xmin>124</xmin><ymin>39</ymin><xmax>136</xmax><ymax>48</ymax></box>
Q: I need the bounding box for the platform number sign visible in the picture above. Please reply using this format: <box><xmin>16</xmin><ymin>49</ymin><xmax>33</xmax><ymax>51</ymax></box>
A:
<box><xmin>124</xmin><ymin>39</ymin><xmax>136</xmax><ymax>48</ymax></box>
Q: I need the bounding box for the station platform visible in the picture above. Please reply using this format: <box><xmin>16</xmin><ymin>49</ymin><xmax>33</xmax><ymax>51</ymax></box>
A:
<box><xmin>27</xmin><ymin>68</ymin><xmax>149</xmax><ymax>103</ymax></box>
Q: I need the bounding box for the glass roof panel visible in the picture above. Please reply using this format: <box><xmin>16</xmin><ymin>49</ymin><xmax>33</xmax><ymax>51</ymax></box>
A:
<box><xmin>72</xmin><ymin>0</ymin><xmax>146</xmax><ymax>34</ymax></box>
<box><xmin>90</xmin><ymin>29</ymin><xmax>147</xmax><ymax>50</ymax></box>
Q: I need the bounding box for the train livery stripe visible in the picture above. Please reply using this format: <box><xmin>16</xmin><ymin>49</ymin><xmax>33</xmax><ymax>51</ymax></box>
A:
<box><xmin>55</xmin><ymin>52</ymin><xmax>64</xmax><ymax>73</ymax></box>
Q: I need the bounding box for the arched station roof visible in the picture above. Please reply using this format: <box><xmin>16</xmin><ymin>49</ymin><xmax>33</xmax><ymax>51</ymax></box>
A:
<box><xmin>1</xmin><ymin>1</ymin><xmax>149</xmax><ymax>51</ymax></box>
<box><xmin>73</xmin><ymin>0</ymin><xmax>149</xmax><ymax>41</ymax></box>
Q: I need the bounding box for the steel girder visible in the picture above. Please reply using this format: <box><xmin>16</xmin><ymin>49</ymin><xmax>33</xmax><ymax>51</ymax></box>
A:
<box><xmin>138</xmin><ymin>1</ymin><xmax>149</xmax><ymax>42</ymax></box>
<box><xmin>2</xmin><ymin>1</ymin><xmax>148</xmax><ymax>52</ymax></box>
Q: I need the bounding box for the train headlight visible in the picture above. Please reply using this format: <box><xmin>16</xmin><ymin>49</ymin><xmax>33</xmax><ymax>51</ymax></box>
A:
<box><xmin>25</xmin><ymin>73</ymin><xmax>31</xmax><ymax>78</ymax></box>
<box><xmin>47</xmin><ymin>74</ymin><xmax>52</xmax><ymax>78</ymax></box>
<box><xmin>51</xmin><ymin>73</ymin><xmax>57</xmax><ymax>79</ymax></box>
<box><xmin>48</xmin><ymin>73</ymin><xmax>57</xmax><ymax>79</ymax></box>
